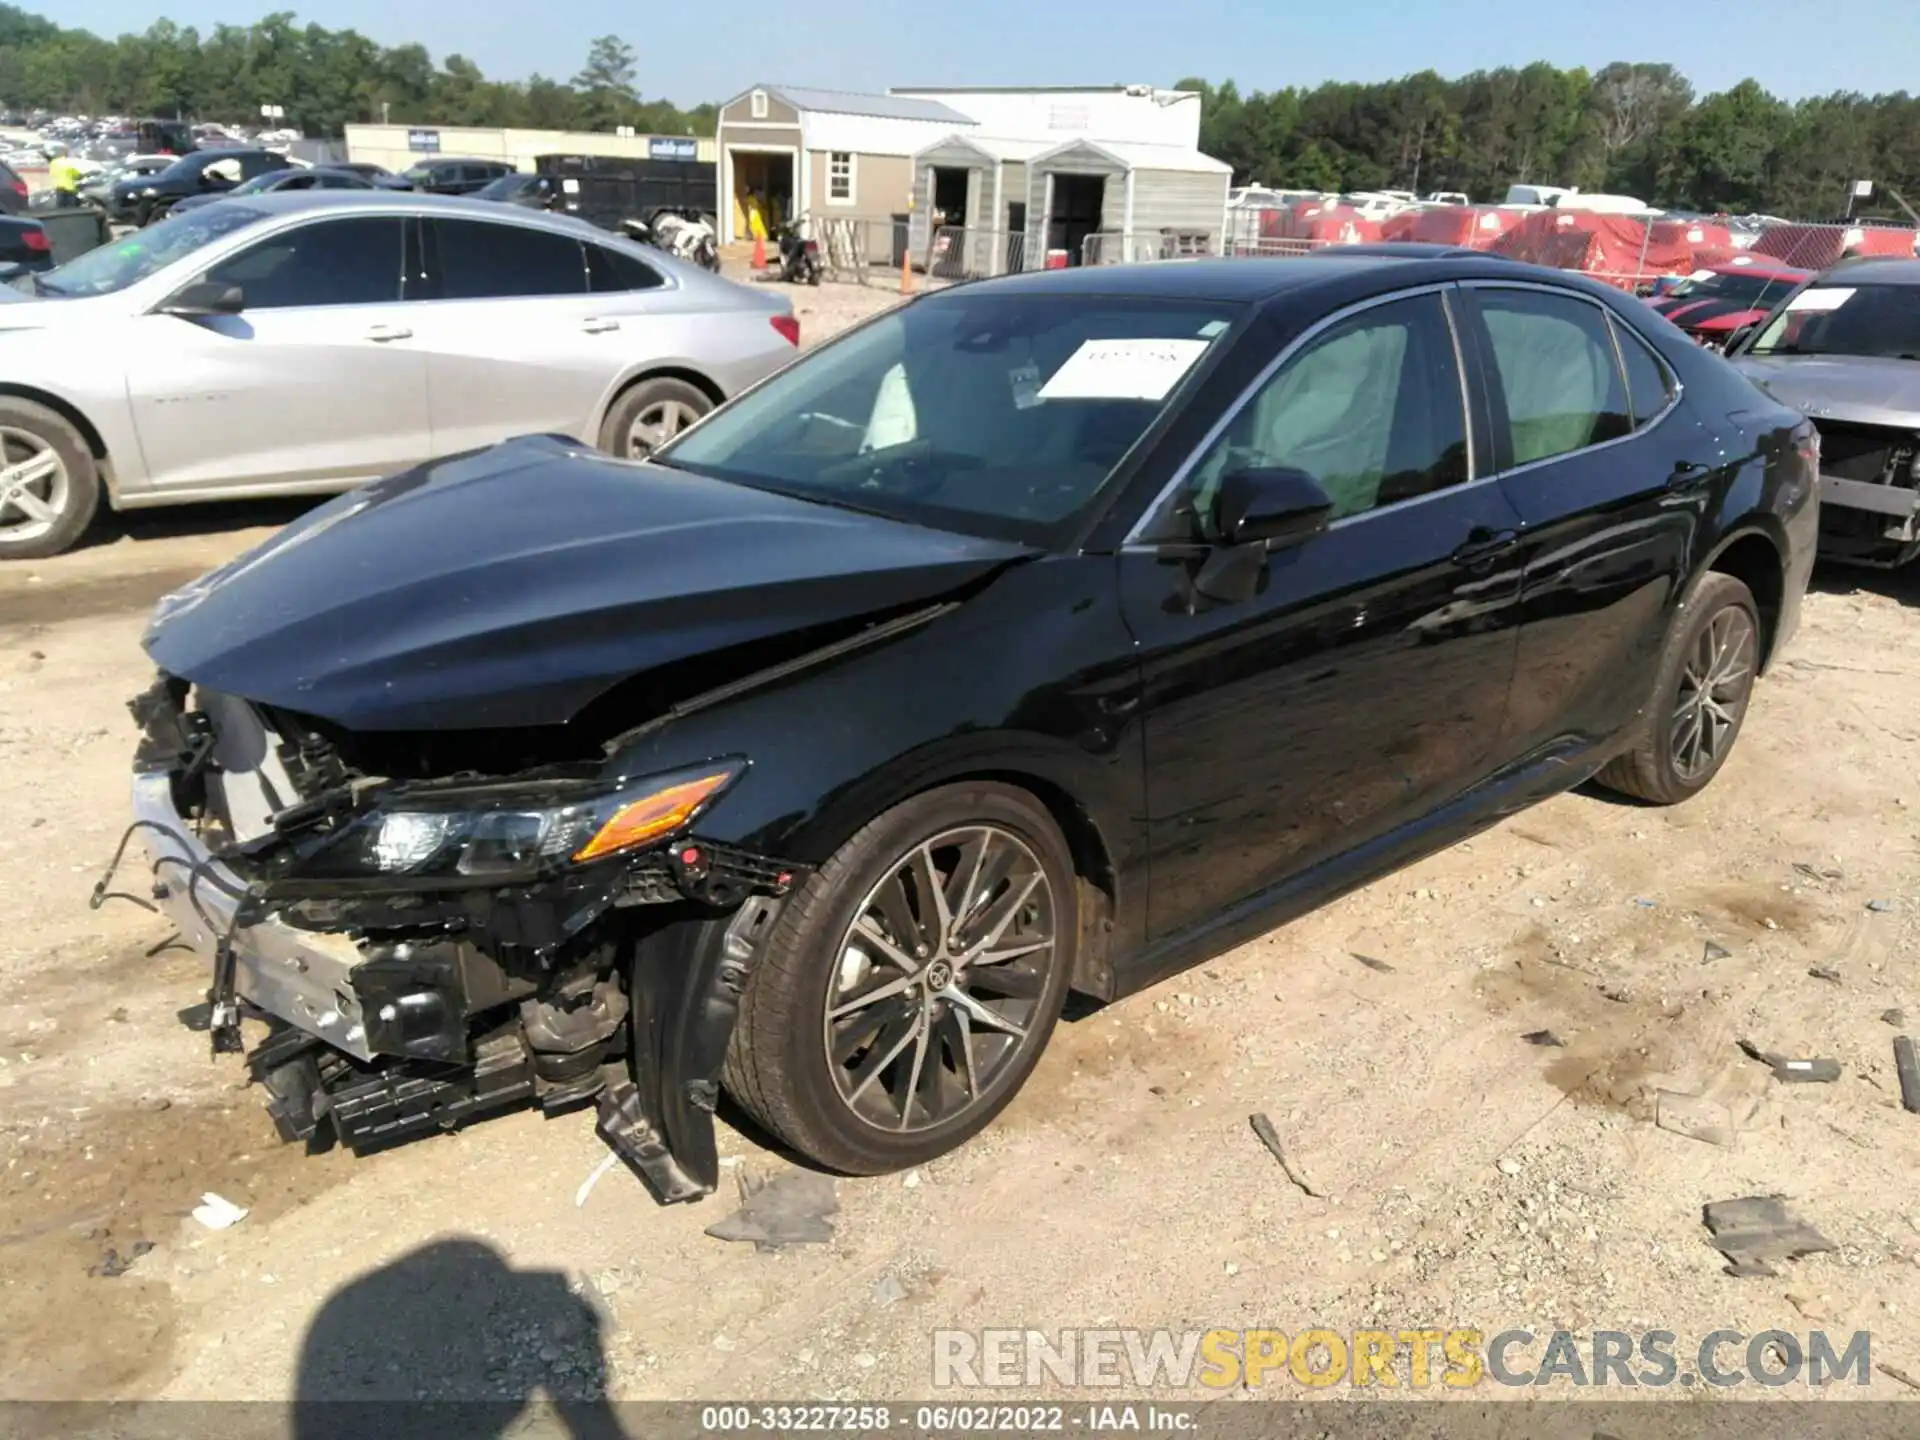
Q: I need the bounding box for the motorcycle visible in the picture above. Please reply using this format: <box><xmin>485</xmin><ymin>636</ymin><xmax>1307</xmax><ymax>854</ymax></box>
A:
<box><xmin>624</xmin><ymin>210</ymin><xmax>720</xmax><ymax>273</ymax></box>
<box><xmin>775</xmin><ymin>223</ymin><xmax>822</xmax><ymax>286</ymax></box>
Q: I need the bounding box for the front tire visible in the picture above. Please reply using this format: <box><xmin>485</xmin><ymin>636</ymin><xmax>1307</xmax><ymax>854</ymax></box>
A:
<box><xmin>597</xmin><ymin>376</ymin><xmax>712</xmax><ymax>460</ymax></box>
<box><xmin>1596</xmin><ymin>572</ymin><xmax>1760</xmax><ymax>804</ymax></box>
<box><xmin>0</xmin><ymin>398</ymin><xmax>100</xmax><ymax>560</ymax></box>
<box><xmin>724</xmin><ymin>782</ymin><xmax>1077</xmax><ymax>1174</ymax></box>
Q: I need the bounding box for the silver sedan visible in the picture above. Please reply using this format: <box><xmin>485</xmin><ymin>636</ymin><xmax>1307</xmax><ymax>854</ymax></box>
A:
<box><xmin>0</xmin><ymin>191</ymin><xmax>800</xmax><ymax>558</ymax></box>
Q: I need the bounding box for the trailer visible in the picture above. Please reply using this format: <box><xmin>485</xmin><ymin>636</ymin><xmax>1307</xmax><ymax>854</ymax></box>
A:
<box><xmin>532</xmin><ymin>153</ymin><xmax>719</xmax><ymax>232</ymax></box>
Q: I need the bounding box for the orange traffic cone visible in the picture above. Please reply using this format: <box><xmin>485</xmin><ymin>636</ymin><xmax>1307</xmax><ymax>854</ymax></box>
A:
<box><xmin>751</xmin><ymin>233</ymin><xmax>766</xmax><ymax>270</ymax></box>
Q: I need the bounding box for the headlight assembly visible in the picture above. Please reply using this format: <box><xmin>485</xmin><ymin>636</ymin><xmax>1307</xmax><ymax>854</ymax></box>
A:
<box><xmin>283</xmin><ymin>760</ymin><xmax>745</xmax><ymax>887</ymax></box>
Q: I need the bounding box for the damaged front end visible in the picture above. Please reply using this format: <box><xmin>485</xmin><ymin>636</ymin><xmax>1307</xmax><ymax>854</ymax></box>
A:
<box><xmin>118</xmin><ymin>674</ymin><xmax>801</xmax><ymax>1204</ymax></box>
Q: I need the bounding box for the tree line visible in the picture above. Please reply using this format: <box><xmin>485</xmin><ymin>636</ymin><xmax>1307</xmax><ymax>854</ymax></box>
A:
<box><xmin>1183</xmin><ymin>63</ymin><xmax>1920</xmax><ymax>219</ymax></box>
<box><xmin>0</xmin><ymin>5</ymin><xmax>717</xmax><ymax>139</ymax></box>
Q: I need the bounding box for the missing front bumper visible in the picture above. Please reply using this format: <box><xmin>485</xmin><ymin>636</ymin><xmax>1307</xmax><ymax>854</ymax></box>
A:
<box><xmin>127</xmin><ymin>764</ymin><xmax>792</xmax><ymax>1205</ymax></box>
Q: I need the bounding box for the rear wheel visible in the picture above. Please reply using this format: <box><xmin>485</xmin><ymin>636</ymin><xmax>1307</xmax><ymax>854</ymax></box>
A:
<box><xmin>0</xmin><ymin>398</ymin><xmax>100</xmax><ymax>560</ymax></box>
<box><xmin>597</xmin><ymin>376</ymin><xmax>712</xmax><ymax>460</ymax></box>
<box><xmin>724</xmin><ymin>782</ymin><xmax>1077</xmax><ymax>1174</ymax></box>
<box><xmin>1596</xmin><ymin>573</ymin><xmax>1760</xmax><ymax>804</ymax></box>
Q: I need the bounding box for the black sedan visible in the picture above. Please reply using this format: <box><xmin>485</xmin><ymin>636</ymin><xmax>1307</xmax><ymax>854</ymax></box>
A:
<box><xmin>127</xmin><ymin>252</ymin><xmax>1816</xmax><ymax>1202</ymax></box>
<box><xmin>108</xmin><ymin>148</ymin><xmax>286</xmax><ymax>225</ymax></box>
<box><xmin>167</xmin><ymin>165</ymin><xmax>376</xmax><ymax>216</ymax></box>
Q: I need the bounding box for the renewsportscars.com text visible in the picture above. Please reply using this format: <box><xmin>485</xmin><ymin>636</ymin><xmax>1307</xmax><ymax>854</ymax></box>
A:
<box><xmin>932</xmin><ymin>1327</ymin><xmax>1874</xmax><ymax>1390</ymax></box>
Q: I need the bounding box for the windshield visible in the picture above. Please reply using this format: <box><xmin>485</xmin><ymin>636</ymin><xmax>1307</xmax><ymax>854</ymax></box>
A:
<box><xmin>1747</xmin><ymin>283</ymin><xmax>1920</xmax><ymax>360</ymax></box>
<box><xmin>34</xmin><ymin>203</ymin><xmax>265</xmax><ymax>297</ymax></box>
<box><xmin>474</xmin><ymin>174</ymin><xmax>532</xmax><ymax>200</ymax></box>
<box><xmin>658</xmin><ymin>293</ymin><xmax>1240</xmax><ymax>544</ymax></box>
<box><xmin>229</xmin><ymin>170</ymin><xmax>292</xmax><ymax>196</ymax></box>
<box><xmin>1668</xmin><ymin>270</ymin><xmax>1798</xmax><ymax>307</ymax></box>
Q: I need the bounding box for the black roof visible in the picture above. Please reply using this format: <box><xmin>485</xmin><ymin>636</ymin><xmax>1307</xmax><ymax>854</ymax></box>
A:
<box><xmin>954</xmin><ymin>249</ymin><xmax>1543</xmax><ymax>303</ymax></box>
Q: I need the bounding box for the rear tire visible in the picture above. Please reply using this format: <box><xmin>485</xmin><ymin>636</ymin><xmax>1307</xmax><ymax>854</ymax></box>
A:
<box><xmin>596</xmin><ymin>376</ymin><xmax>713</xmax><ymax>460</ymax></box>
<box><xmin>0</xmin><ymin>398</ymin><xmax>100</xmax><ymax>560</ymax></box>
<box><xmin>724</xmin><ymin>782</ymin><xmax>1077</xmax><ymax>1175</ymax></box>
<box><xmin>1595</xmin><ymin>573</ymin><xmax>1760</xmax><ymax>804</ymax></box>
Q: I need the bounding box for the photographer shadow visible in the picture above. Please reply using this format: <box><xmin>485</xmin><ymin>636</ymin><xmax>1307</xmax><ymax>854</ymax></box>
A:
<box><xmin>292</xmin><ymin>1237</ymin><xmax>627</xmax><ymax>1440</ymax></box>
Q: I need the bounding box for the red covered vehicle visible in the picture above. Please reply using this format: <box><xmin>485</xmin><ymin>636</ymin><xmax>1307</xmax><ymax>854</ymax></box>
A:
<box><xmin>1648</xmin><ymin>258</ymin><xmax>1811</xmax><ymax>349</ymax></box>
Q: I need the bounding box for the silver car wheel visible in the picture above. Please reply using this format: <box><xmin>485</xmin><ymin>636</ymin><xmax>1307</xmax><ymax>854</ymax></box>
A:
<box><xmin>0</xmin><ymin>427</ymin><xmax>70</xmax><ymax>546</ymax></box>
<box><xmin>823</xmin><ymin>825</ymin><xmax>1058</xmax><ymax>1135</ymax></box>
<box><xmin>626</xmin><ymin>399</ymin><xmax>702</xmax><ymax>457</ymax></box>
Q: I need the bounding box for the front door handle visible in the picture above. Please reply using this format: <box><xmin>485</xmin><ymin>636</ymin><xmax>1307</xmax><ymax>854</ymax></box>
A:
<box><xmin>1667</xmin><ymin>461</ymin><xmax>1714</xmax><ymax>492</ymax></box>
<box><xmin>581</xmin><ymin>317</ymin><xmax>621</xmax><ymax>334</ymax></box>
<box><xmin>364</xmin><ymin>324</ymin><xmax>412</xmax><ymax>343</ymax></box>
<box><xmin>1450</xmin><ymin>526</ymin><xmax>1519</xmax><ymax>570</ymax></box>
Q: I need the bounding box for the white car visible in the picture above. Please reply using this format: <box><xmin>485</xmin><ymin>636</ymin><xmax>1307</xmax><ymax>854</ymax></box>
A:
<box><xmin>0</xmin><ymin>191</ymin><xmax>799</xmax><ymax>558</ymax></box>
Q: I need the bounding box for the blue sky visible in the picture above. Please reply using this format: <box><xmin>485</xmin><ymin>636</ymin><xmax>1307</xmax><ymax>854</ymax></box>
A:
<box><xmin>52</xmin><ymin>0</ymin><xmax>1920</xmax><ymax>107</ymax></box>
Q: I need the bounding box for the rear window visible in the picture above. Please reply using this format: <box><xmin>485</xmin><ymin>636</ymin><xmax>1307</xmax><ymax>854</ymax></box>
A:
<box><xmin>588</xmin><ymin>244</ymin><xmax>665</xmax><ymax>292</ymax></box>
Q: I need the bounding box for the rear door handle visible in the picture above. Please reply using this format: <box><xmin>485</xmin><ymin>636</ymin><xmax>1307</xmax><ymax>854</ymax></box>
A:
<box><xmin>581</xmin><ymin>317</ymin><xmax>621</xmax><ymax>334</ymax></box>
<box><xmin>1451</xmin><ymin>527</ymin><xmax>1520</xmax><ymax>569</ymax></box>
<box><xmin>364</xmin><ymin>324</ymin><xmax>412</xmax><ymax>343</ymax></box>
<box><xmin>1667</xmin><ymin>461</ymin><xmax>1714</xmax><ymax>492</ymax></box>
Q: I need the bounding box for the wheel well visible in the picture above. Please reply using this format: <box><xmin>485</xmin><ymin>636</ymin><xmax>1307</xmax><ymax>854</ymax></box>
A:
<box><xmin>607</xmin><ymin>366</ymin><xmax>725</xmax><ymax>417</ymax></box>
<box><xmin>0</xmin><ymin>384</ymin><xmax>108</xmax><ymax>462</ymax></box>
<box><xmin>954</xmin><ymin>769</ymin><xmax>1119</xmax><ymax>999</ymax></box>
<box><xmin>1708</xmin><ymin>531</ymin><xmax>1785</xmax><ymax>669</ymax></box>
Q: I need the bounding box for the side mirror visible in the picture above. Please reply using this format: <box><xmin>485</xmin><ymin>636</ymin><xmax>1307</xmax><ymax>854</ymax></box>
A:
<box><xmin>1212</xmin><ymin>466</ymin><xmax>1335</xmax><ymax>548</ymax></box>
<box><xmin>161</xmin><ymin>280</ymin><xmax>245</xmax><ymax>318</ymax></box>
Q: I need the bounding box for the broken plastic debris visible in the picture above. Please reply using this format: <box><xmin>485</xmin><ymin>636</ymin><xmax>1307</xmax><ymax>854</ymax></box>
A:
<box><xmin>1703</xmin><ymin>941</ymin><xmax>1731</xmax><ymax>962</ymax></box>
<box><xmin>191</xmin><ymin>1193</ymin><xmax>248</xmax><ymax>1231</ymax></box>
<box><xmin>1738</xmin><ymin>1039</ymin><xmax>1841</xmax><ymax>1083</ymax></box>
<box><xmin>1894</xmin><ymin>1036</ymin><xmax>1920</xmax><ymax>1116</ymax></box>
<box><xmin>1866</xmin><ymin>899</ymin><xmax>1894</xmax><ymax>913</ymax></box>
<box><xmin>1521</xmin><ymin>1029</ymin><xmax>1567</xmax><ymax>1048</ymax></box>
<box><xmin>574</xmin><ymin>1151</ymin><xmax>620</xmax><ymax>1208</ymax></box>
<box><xmin>1655</xmin><ymin>1090</ymin><xmax>1735</xmax><ymax>1147</ymax></box>
<box><xmin>704</xmin><ymin>1168</ymin><xmax>838</xmax><ymax>1250</ymax></box>
<box><xmin>1702</xmin><ymin>1195</ymin><xmax>1835</xmax><ymax>1278</ymax></box>
<box><xmin>1351</xmin><ymin>953</ymin><xmax>1395</xmax><ymax>973</ymax></box>
<box><xmin>1807</xmin><ymin>966</ymin><xmax>1842</xmax><ymax>984</ymax></box>
<box><xmin>1249</xmin><ymin>1112</ymin><xmax>1326</xmax><ymax>1198</ymax></box>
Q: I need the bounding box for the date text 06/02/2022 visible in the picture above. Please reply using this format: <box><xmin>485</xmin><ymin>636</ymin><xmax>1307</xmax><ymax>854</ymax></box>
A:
<box><xmin>697</xmin><ymin>1403</ymin><xmax>1181</xmax><ymax>1432</ymax></box>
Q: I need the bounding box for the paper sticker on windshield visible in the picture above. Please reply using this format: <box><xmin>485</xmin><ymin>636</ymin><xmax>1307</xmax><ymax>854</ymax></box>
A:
<box><xmin>1037</xmin><ymin>338</ymin><xmax>1210</xmax><ymax>402</ymax></box>
<box><xmin>563</xmin><ymin>178</ymin><xmax>581</xmax><ymax>195</ymax></box>
<box><xmin>1786</xmin><ymin>287</ymin><xmax>1854</xmax><ymax>312</ymax></box>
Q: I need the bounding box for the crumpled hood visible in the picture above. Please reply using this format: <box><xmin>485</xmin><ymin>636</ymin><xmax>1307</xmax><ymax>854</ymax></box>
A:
<box><xmin>1733</xmin><ymin>355</ymin><xmax>1920</xmax><ymax>426</ymax></box>
<box><xmin>144</xmin><ymin>435</ymin><xmax>1033</xmax><ymax>731</ymax></box>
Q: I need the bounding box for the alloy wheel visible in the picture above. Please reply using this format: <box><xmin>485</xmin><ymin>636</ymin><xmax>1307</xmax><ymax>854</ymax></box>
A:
<box><xmin>1670</xmin><ymin>606</ymin><xmax>1756</xmax><ymax>782</ymax></box>
<box><xmin>823</xmin><ymin>825</ymin><xmax>1058</xmax><ymax>1134</ymax></box>
<box><xmin>626</xmin><ymin>399</ymin><xmax>703</xmax><ymax>457</ymax></box>
<box><xmin>0</xmin><ymin>427</ymin><xmax>70</xmax><ymax>546</ymax></box>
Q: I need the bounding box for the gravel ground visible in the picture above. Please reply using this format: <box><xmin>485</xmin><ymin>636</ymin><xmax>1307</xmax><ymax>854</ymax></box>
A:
<box><xmin>1</xmin><ymin>287</ymin><xmax>1918</xmax><ymax>1406</ymax></box>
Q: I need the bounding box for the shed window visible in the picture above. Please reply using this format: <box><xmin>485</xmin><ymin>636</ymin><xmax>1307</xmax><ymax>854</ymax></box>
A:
<box><xmin>750</xmin><ymin>90</ymin><xmax>769</xmax><ymax>120</ymax></box>
<box><xmin>828</xmin><ymin>151</ymin><xmax>854</xmax><ymax>203</ymax></box>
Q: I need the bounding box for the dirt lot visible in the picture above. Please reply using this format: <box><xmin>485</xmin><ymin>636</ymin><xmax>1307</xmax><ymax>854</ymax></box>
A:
<box><xmin>2</xmin><ymin>279</ymin><xmax>1919</xmax><ymax>1406</ymax></box>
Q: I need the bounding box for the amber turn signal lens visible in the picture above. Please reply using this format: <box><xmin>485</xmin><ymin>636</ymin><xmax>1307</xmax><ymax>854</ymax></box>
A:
<box><xmin>573</xmin><ymin>771</ymin><xmax>735</xmax><ymax>862</ymax></box>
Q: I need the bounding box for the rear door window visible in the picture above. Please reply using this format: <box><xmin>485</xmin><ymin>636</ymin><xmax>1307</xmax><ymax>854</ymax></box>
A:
<box><xmin>1473</xmin><ymin>288</ymin><xmax>1632</xmax><ymax>467</ymax></box>
<box><xmin>431</xmin><ymin>218</ymin><xmax>588</xmax><ymax>298</ymax></box>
